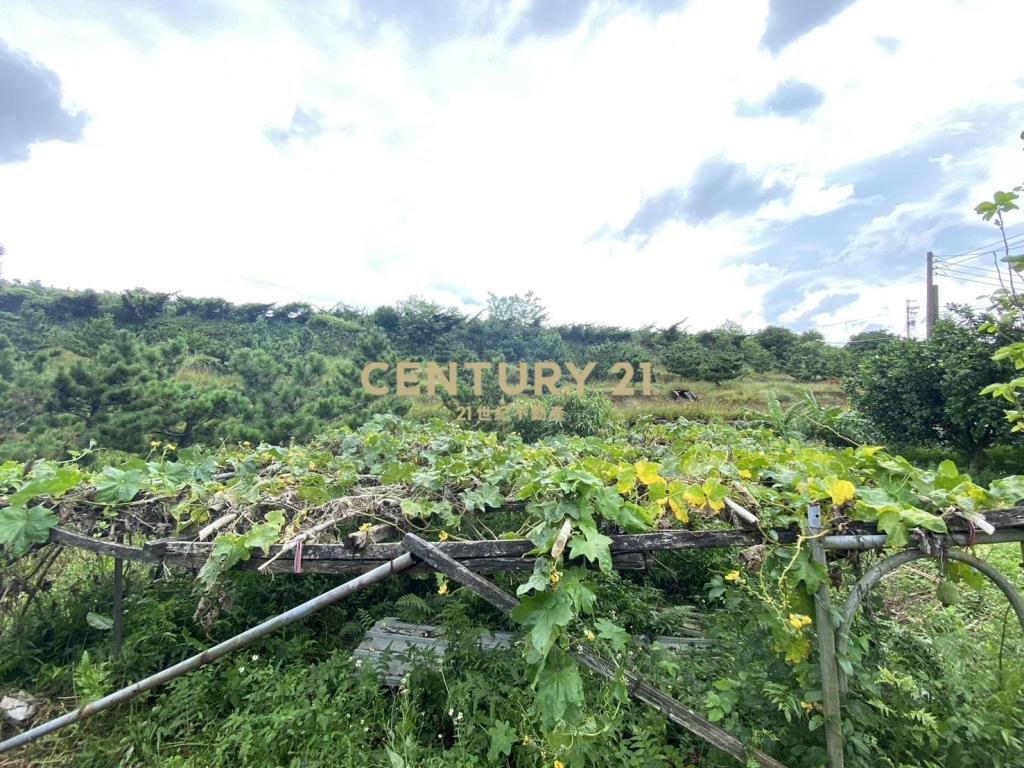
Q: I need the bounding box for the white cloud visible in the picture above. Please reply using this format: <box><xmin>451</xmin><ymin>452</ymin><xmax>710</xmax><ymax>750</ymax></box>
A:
<box><xmin>1</xmin><ymin>0</ymin><xmax>1023</xmax><ymax>344</ymax></box>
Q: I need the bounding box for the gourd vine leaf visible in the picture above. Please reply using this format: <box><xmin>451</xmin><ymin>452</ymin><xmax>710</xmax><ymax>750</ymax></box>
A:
<box><xmin>486</xmin><ymin>719</ymin><xmax>517</xmax><ymax>761</ymax></box>
<box><xmin>0</xmin><ymin>505</ymin><xmax>58</xmax><ymax>557</ymax></box>
<box><xmin>534</xmin><ymin>649</ymin><xmax>584</xmax><ymax>728</ymax></box>
<box><xmin>568</xmin><ymin>516</ymin><xmax>613</xmax><ymax>574</ymax></box>
<box><xmin>558</xmin><ymin>568</ymin><xmax>597</xmax><ymax>615</ymax></box>
<box><xmin>594</xmin><ymin>617</ymin><xmax>630</xmax><ymax>652</ymax></box>
<box><xmin>510</xmin><ymin>590</ymin><xmax>573</xmax><ymax>657</ymax></box>
<box><xmin>94</xmin><ymin>467</ymin><xmax>147</xmax><ymax>504</ymax></box>
<box><xmin>9</xmin><ymin>466</ymin><xmax>85</xmax><ymax>506</ymax></box>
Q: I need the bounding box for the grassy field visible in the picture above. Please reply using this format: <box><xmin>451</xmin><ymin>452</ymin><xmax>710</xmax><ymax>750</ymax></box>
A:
<box><xmin>407</xmin><ymin>372</ymin><xmax>846</xmax><ymax>426</ymax></box>
<box><xmin>601</xmin><ymin>372</ymin><xmax>846</xmax><ymax>424</ymax></box>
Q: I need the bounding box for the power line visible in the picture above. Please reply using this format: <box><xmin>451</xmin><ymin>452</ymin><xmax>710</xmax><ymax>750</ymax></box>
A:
<box><xmin>936</xmin><ymin>264</ymin><xmax>1003</xmax><ymax>277</ymax></box>
<box><xmin>934</xmin><ymin>274</ymin><xmax>1005</xmax><ymax>290</ymax></box>
<box><xmin>934</xmin><ymin>269</ymin><xmax>1004</xmax><ymax>286</ymax></box>
<box><xmin>932</xmin><ymin>227</ymin><xmax>1024</xmax><ymax>263</ymax></box>
<box><xmin>934</xmin><ymin>264</ymin><xmax>1003</xmax><ymax>279</ymax></box>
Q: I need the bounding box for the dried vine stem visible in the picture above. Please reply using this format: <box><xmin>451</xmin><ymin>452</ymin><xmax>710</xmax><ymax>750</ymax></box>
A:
<box><xmin>257</xmin><ymin>504</ymin><xmax>358</xmax><ymax>572</ymax></box>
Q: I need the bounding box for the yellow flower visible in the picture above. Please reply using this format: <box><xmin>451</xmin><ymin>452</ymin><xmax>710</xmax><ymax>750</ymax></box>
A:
<box><xmin>554</xmin><ymin>761</ymin><xmax>565</xmax><ymax>768</ymax></box>
<box><xmin>149</xmin><ymin>440</ymin><xmax>161</xmax><ymax>448</ymax></box>
<box><xmin>549</xmin><ymin>570</ymin><xmax>561</xmax><ymax>586</ymax></box>
<box><xmin>438</xmin><ymin>582</ymin><xmax>449</xmax><ymax>596</ymax></box>
<box><xmin>584</xmin><ymin>630</ymin><xmax>596</xmax><ymax>642</ymax></box>
<box><xmin>800</xmin><ymin>701</ymin><xmax>814</xmax><ymax>713</ymax></box>
<box><xmin>165</xmin><ymin>443</ymin><xmax>177</xmax><ymax>452</ymax></box>
<box><xmin>359</xmin><ymin>523</ymin><xmax>372</xmax><ymax>533</ymax></box>
<box><xmin>308</xmin><ymin>462</ymin><xmax>316</xmax><ymax>470</ymax></box>
<box><xmin>739</xmin><ymin>469</ymin><xmax>752</xmax><ymax>479</ymax></box>
<box><xmin>242</xmin><ymin>441</ymin><xmax>252</xmax><ymax>448</ymax></box>
<box><xmin>788</xmin><ymin>613</ymin><xmax>812</xmax><ymax>630</ymax></box>
<box><xmin>439</xmin><ymin>530</ymin><xmax>450</xmax><ymax>541</ymax></box>
<box><xmin>724</xmin><ymin>570</ymin><xmax>742</xmax><ymax>582</ymax></box>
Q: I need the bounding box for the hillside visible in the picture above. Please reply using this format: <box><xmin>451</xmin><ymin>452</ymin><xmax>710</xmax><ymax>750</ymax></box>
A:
<box><xmin>0</xmin><ymin>283</ymin><xmax>854</xmax><ymax>462</ymax></box>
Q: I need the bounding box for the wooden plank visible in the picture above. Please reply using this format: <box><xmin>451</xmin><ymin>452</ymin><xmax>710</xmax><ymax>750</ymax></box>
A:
<box><xmin>162</xmin><ymin>552</ymin><xmax>645</xmax><ymax>575</ymax></box>
<box><xmin>49</xmin><ymin>528</ymin><xmax>160</xmax><ymax>564</ymax></box>
<box><xmin>401</xmin><ymin>534</ymin><xmax>788</xmax><ymax>768</ymax></box>
<box><xmin>402</xmin><ymin>534</ymin><xmax>518</xmax><ymax>612</ymax></box>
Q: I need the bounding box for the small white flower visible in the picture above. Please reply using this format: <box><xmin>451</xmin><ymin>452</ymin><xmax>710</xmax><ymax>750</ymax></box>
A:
<box><xmin>251</xmin><ymin>654</ymin><xmax>259</xmax><ymax>661</ymax></box>
<box><xmin>448</xmin><ymin>707</ymin><xmax>454</xmax><ymax>717</ymax></box>
<box><xmin>238</xmin><ymin>666</ymin><xmax>245</xmax><ymax>674</ymax></box>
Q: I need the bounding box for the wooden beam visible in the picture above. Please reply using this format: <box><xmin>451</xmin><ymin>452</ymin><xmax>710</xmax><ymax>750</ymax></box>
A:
<box><xmin>49</xmin><ymin>527</ymin><xmax>160</xmax><ymax>564</ymax></box>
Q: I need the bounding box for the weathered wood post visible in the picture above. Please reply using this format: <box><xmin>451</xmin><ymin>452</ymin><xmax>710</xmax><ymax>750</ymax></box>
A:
<box><xmin>112</xmin><ymin>527</ymin><xmax>124</xmax><ymax>660</ymax></box>
<box><xmin>808</xmin><ymin>504</ymin><xmax>844</xmax><ymax>767</ymax></box>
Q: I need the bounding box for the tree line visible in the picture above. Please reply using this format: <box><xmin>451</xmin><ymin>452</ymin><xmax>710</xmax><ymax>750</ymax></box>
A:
<box><xmin>0</xmin><ymin>280</ymin><xmax>1017</xmax><ymax>465</ymax></box>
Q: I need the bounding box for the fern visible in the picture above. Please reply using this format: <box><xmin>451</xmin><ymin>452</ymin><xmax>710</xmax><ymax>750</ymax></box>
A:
<box><xmin>651</xmin><ymin>605</ymin><xmax>703</xmax><ymax>636</ymax></box>
<box><xmin>395</xmin><ymin>594</ymin><xmax>431</xmax><ymax>623</ymax></box>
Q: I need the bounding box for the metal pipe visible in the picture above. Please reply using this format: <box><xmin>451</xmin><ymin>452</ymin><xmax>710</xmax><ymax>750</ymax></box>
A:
<box><xmin>0</xmin><ymin>553</ymin><xmax>415</xmax><ymax>756</ymax></box>
<box><xmin>822</xmin><ymin>529</ymin><xmax>1024</xmax><ymax>551</ymax></box>
<box><xmin>835</xmin><ymin>548</ymin><xmax>1024</xmax><ymax>692</ymax></box>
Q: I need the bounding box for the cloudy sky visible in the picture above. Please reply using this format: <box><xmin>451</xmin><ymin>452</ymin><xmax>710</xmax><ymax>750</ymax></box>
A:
<box><xmin>2</xmin><ymin>0</ymin><xmax>1023</xmax><ymax>341</ymax></box>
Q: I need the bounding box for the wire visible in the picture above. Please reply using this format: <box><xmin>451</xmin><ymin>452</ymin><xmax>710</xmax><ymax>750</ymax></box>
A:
<box><xmin>937</xmin><ymin>264</ymin><xmax>1007</xmax><ymax>278</ymax></box>
<box><xmin>934</xmin><ymin>274</ymin><xmax>1005</xmax><ymax>289</ymax></box>
<box><xmin>935</xmin><ymin>272</ymin><xmax>1005</xmax><ymax>287</ymax></box>
<box><xmin>934</xmin><ymin>264</ymin><xmax>1006</xmax><ymax>281</ymax></box>
<box><xmin>933</xmin><ymin>230</ymin><xmax>1024</xmax><ymax>264</ymax></box>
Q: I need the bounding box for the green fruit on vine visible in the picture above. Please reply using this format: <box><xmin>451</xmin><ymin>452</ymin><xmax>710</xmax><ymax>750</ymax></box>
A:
<box><xmin>936</xmin><ymin>580</ymin><xmax>960</xmax><ymax>606</ymax></box>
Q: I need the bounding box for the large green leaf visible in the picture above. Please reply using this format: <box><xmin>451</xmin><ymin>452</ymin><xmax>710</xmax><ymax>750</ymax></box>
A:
<box><xmin>0</xmin><ymin>505</ymin><xmax>58</xmax><ymax>557</ymax></box>
<box><xmin>243</xmin><ymin>523</ymin><xmax>281</xmax><ymax>555</ymax></box>
<box><xmin>585</xmin><ymin>485</ymin><xmax>648</xmax><ymax>533</ymax></box>
<box><xmin>594</xmin><ymin>617</ymin><xmax>629</xmax><ymax>652</ymax></box>
<box><xmin>486</xmin><ymin>719</ymin><xmax>517</xmax><ymax>762</ymax></box>
<box><xmin>534</xmin><ymin>650</ymin><xmax>584</xmax><ymax>727</ymax></box>
<box><xmin>568</xmin><ymin>517</ymin><xmax>613</xmax><ymax>573</ymax></box>
<box><xmin>899</xmin><ymin>507</ymin><xmax>947</xmax><ymax>533</ymax></box>
<box><xmin>94</xmin><ymin>467</ymin><xmax>147</xmax><ymax>504</ymax></box>
<box><xmin>558</xmin><ymin>568</ymin><xmax>596</xmax><ymax>615</ymax></box>
<box><xmin>510</xmin><ymin>590</ymin><xmax>573</xmax><ymax>657</ymax></box>
<box><xmin>9</xmin><ymin>466</ymin><xmax>85</xmax><ymax>506</ymax></box>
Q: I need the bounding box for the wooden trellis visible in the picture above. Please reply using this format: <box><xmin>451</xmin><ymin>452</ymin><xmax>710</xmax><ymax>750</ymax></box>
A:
<box><xmin>2</xmin><ymin>509</ymin><xmax>1023</xmax><ymax>767</ymax></box>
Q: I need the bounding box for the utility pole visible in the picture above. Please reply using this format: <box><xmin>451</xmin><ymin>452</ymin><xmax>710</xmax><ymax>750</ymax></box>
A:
<box><xmin>925</xmin><ymin>251</ymin><xmax>937</xmax><ymax>338</ymax></box>
<box><xmin>905</xmin><ymin>299</ymin><xmax>919</xmax><ymax>339</ymax></box>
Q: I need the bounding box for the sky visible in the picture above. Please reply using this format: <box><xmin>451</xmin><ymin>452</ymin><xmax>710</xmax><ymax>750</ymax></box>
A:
<box><xmin>1</xmin><ymin>0</ymin><xmax>1023</xmax><ymax>342</ymax></box>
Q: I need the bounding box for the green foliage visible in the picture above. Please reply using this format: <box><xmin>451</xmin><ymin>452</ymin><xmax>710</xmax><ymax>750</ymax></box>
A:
<box><xmin>846</xmin><ymin>313</ymin><xmax>1015</xmax><ymax>465</ymax></box>
<box><xmin>0</xmin><ymin>504</ymin><xmax>57</xmax><ymax>556</ymax></box>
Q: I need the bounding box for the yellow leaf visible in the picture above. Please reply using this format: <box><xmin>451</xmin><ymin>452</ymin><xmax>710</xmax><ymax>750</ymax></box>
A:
<box><xmin>668</xmin><ymin>496</ymin><xmax>688</xmax><ymax>523</ymax></box>
<box><xmin>683</xmin><ymin>486</ymin><xmax>705</xmax><ymax>507</ymax></box>
<box><xmin>615</xmin><ymin>464</ymin><xmax>637</xmax><ymax>494</ymax></box>
<box><xmin>634</xmin><ymin>460</ymin><xmax>663</xmax><ymax>486</ymax></box>
<box><xmin>784</xmin><ymin>635</ymin><xmax>810</xmax><ymax>665</ymax></box>
<box><xmin>707</xmin><ymin>497</ymin><xmax>725</xmax><ymax>513</ymax></box>
<box><xmin>826</xmin><ymin>478</ymin><xmax>856</xmax><ymax>506</ymax></box>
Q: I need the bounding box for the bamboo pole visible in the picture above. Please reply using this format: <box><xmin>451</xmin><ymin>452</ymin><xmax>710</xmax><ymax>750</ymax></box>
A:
<box><xmin>0</xmin><ymin>553</ymin><xmax>415</xmax><ymax>756</ymax></box>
